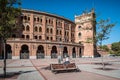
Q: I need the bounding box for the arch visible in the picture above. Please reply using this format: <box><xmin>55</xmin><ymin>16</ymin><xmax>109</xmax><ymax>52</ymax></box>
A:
<box><xmin>72</xmin><ymin>47</ymin><xmax>76</xmax><ymax>58</ymax></box>
<box><xmin>20</xmin><ymin>45</ymin><xmax>29</xmax><ymax>59</ymax></box>
<box><xmin>51</xmin><ymin>46</ymin><xmax>57</xmax><ymax>58</ymax></box>
<box><xmin>36</xmin><ymin>45</ymin><xmax>45</xmax><ymax>59</ymax></box>
<box><xmin>63</xmin><ymin>46</ymin><xmax>68</xmax><ymax>58</ymax></box>
<box><xmin>6</xmin><ymin>44</ymin><xmax>12</xmax><ymax>59</ymax></box>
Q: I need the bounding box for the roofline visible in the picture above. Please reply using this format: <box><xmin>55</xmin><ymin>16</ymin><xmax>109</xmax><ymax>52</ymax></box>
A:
<box><xmin>22</xmin><ymin>9</ymin><xmax>75</xmax><ymax>24</ymax></box>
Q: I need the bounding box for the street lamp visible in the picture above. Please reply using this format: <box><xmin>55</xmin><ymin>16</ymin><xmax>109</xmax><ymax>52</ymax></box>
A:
<box><xmin>57</xmin><ymin>37</ymin><xmax>64</xmax><ymax>63</ymax></box>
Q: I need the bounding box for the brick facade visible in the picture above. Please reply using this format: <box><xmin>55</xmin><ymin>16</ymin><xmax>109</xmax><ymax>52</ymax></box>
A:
<box><xmin>0</xmin><ymin>9</ymin><xmax>96</xmax><ymax>59</ymax></box>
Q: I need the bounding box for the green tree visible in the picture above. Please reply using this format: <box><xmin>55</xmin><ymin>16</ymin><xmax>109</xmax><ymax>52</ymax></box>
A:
<box><xmin>111</xmin><ymin>42</ymin><xmax>120</xmax><ymax>56</ymax></box>
<box><xmin>0</xmin><ymin>0</ymin><xmax>21</xmax><ymax>77</ymax></box>
<box><xmin>96</xmin><ymin>19</ymin><xmax>115</xmax><ymax>69</ymax></box>
<box><xmin>100</xmin><ymin>45</ymin><xmax>109</xmax><ymax>52</ymax></box>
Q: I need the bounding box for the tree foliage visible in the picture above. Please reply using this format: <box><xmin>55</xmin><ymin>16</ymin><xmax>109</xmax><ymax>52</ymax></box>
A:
<box><xmin>111</xmin><ymin>42</ymin><xmax>120</xmax><ymax>56</ymax></box>
<box><xmin>0</xmin><ymin>0</ymin><xmax>21</xmax><ymax>40</ymax></box>
<box><xmin>96</xmin><ymin>19</ymin><xmax>115</xmax><ymax>47</ymax></box>
<box><xmin>100</xmin><ymin>45</ymin><xmax>109</xmax><ymax>52</ymax></box>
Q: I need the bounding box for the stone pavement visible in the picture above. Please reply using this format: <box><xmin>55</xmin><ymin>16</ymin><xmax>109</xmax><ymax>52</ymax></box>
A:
<box><xmin>0</xmin><ymin>57</ymin><xmax>120</xmax><ymax>80</ymax></box>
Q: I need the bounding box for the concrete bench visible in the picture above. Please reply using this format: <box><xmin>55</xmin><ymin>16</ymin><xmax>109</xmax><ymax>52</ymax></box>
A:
<box><xmin>50</xmin><ymin>63</ymin><xmax>79</xmax><ymax>73</ymax></box>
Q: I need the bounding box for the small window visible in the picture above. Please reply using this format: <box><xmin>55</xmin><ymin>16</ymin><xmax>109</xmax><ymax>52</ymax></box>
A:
<box><xmin>34</xmin><ymin>36</ymin><xmax>37</xmax><ymax>39</ymax></box>
<box><xmin>39</xmin><ymin>36</ymin><xmax>42</xmax><ymax>40</ymax></box>
<box><xmin>40</xmin><ymin>19</ymin><xmax>42</xmax><ymax>23</ymax></box>
<box><xmin>34</xmin><ymin>18</ymin><xmax>36</xmax><ymax>21</ymax></box>
<box><xmin>34</xmin><ymin>26</ymin><xmax>38</xmax><ymax>32</ymax></box>
<box><xmin>26</xmin><ymin>25</ymin><xmax>29</xmax><ymax>31</ymax></box>
<box><xmin>28</xmin><ymin>17</ymin><xmax>30</xmax><ymax>21</ymax></box>
<box><xmin>56</xmin><ymin>30</ymin><xmax>58</xmax><ymax>35</ymax></box>
<box><xmin>39</xmin><ymin>27</ymin><xmax>42</xmax><ymax>32</ymax></box>
<box><xmin>78</xmin><ymin>32</ymin><xmax>81</xmax><ymax>37</ymax></box>
<box><xmin>50</xmin><ymin>28</ymin><xmax>53</xmax><ymax>34</ymax></box>
<box><xmin>46</xmin><ymin>36</ymin><xmax>49</xmax><ymax>40</ymax></box>
<box><xmin>60</xmin><ymin>30</ymin><xmax>62</xmax><ymax>35</ymax></box>
<box><xmin>37</xmin><ymin>17</ymin><xmax>39</xmax><ymax>22</ymax></box>
<box><xmin>51</xmin><ymin>37</ymin><xmax>53</xmax><ymax>40</ymax></box>
<box><xmin>78</xmin><ymin>26</ymin><xmax>81</xmax><ymax>29</ymax></box>
<box><xmin>46</xmin><ymin>28</ymin><xmax>49</xmax><ymax>33</ymax></box>
<box><xmin>24</xmin><ymin>16</ymin><xmax>27</xmax><ymax>20</ymax></box>
<box><xmin>22</xmin><ymin>35</ymin><xmax>25</xmax><ymax>38</ymax></box>
<box><xmin>26</xmin><ymin>35</ymin><xmax>29</xmax><ymax>39</ymax></box>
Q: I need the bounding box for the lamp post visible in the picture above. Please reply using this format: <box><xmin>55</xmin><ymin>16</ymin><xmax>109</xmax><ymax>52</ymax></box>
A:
<box><xmin>58</xmin><ymin>37</ymin><xmax>64</xmax><ymax>63</ymax></box>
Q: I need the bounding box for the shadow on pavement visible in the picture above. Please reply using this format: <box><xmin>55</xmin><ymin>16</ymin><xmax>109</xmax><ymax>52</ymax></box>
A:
<box><xmin>0</xmin><ymin>70</ymin><xmax>36</xmax><ymax>79</ymax></box>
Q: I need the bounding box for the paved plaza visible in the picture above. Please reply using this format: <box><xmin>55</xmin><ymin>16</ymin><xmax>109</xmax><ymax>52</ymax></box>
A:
<box><xmin>0</xmin><ymin>57</ymin><xmax>120</xmax><ymax>80</ymax></box>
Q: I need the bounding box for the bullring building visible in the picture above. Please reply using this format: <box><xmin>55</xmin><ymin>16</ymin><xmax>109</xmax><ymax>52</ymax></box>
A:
<box><xmin>0</xmin><ymin>9</ymin><xmax>96</xmax><ymax>59</ymax></box>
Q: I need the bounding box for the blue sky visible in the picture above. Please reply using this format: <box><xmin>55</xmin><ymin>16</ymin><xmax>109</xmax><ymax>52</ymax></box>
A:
<box><xmin>21</xmin><ymin>0</ymin><xmax>120</xmax><ymax>45</ymax></box>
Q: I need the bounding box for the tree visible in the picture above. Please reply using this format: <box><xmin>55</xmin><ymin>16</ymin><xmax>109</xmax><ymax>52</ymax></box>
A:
<box><xmin>0</xmin><ymin>0</ymin><xmax>21</xmax><ymax>77</ymax></box>
<box><xmin>100</xmin><ymin>45</ymin><xmax>109</xmax><ymax>52</ymax></box>
<box><xmin>111</xmin><ymin>42</ymin><xmax>120</xmax><ymax>56</ymax></box>
<box><xmin>96</xmin><ymin>19</ymin><xmax>115</xmax><ymax>69</ymax></box>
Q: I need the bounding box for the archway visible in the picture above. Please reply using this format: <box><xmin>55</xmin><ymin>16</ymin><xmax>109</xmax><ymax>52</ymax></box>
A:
<box><xmin>63</xmin><ymin>47</ymin><xmax>68</xmax><ymax>58</ymax></box>
<box><xmin>79</xmin><ymin>48</ymin><xmax>82</xmax><ymax>57</ymax></box>
<box><xmin>36</xmin><ymin>45</ymin><xmax>45</xmax><ymax>59</ymax></box>
<box><xmin>51</xmin><ymin>46</ymin><xmax>57</xmax><ymax>58</ymax></box>
<box><xmin>72</xmin><ymin>47</ymin><xmax>76</xmax><ymax>58</ymax></box>
<box><xmin>6</xmin><ymin>44</ymin><xmax>12</xmax><ymax>59</ymax></box>
<box><xmin>20</xmin><ymin>45</ymin><xmax>29</xmax><ymax>59</ymax></box>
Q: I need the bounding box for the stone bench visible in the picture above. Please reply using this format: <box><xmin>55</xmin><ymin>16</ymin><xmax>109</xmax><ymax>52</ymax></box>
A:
<box><xmin>50</xmin><ymin>63</ymin><xmax>79</xmax><ymax>73</ymax></box>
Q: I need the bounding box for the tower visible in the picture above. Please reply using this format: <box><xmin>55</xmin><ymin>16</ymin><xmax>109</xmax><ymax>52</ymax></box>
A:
<box><xmin>75</xmin><ymin>10</ymin><xmax>96</xmax><ymax>57</ymax></box>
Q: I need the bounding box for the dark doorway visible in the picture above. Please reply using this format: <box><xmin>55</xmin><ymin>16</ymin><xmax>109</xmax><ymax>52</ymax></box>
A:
<box><xmin>51</xmin><ymin>46</ymin><xmax>57</xmax><ymax>58</ymax></box>
<box><xmin>63</xmin><ymin>47</ymin><xmax>68</xmax><ymax>58</ymax></box>
<box><xmin>79</xmin><ymin>48</ymin><xmax>82</xmax><ymax>57</ymax></box>
<box><xmin>36</xmin><ymin>45</ymin><xmax>45</xmax><ymax>59</ymax></box>
<box><xmin>6</xmin><ymin>44</ymin><xmax>12</xmax><ymax>59</ymax></box>
<box><xmin>20</xmin><ymin>45</ymin><xmax>29</xmax><ymax>59</ymax></box>
<box><xmin>72</xmin><ymin>47</ymin><xmax>76</xmax><ymax>58</ymax></box>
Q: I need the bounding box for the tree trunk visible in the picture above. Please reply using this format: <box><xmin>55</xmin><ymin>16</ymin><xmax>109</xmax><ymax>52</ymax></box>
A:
<box><xmin>100</xmin><ymin>41</ymin><xmax>105</xmax><ymax>69</ymax></box>
<box><xmin>3</xmin><ymin>38</ymin><xmax>6</xmax><ymax>78</ymax></box>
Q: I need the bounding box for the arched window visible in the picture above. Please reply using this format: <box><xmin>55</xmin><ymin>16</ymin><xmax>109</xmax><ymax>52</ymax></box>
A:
<box><xmin>56</xmin><ymin>30</ymin><xmax>58</xmax><ymax>35</ymax></box>
<box><xmin>39</xmin><ymin>27</ymin><xmax>42</xmax><ymax>32</ymax></box>
<box><xmin>37</xmin><ymin>17</ymin><xmax>39</xmax><ymax>22</ymax></box>
<box><xmin>34</xmin><ymin>36</ymin><xmax>37</xmax><ymax>39</ymax></box>
<box><xmin>50</xmin><ymin>28</ymin><xmax>53</xmax><ymax>34</ymax></box>
<box><xmin>40</xmin><ymin>19</ymin><xmax>42</xmax><ymax>23</ymax></box>
<box><xmin>39</xmin><ymin>36</ymin><xmax>42</xmax><ymax>40</ymax></box>
<box><xmin>24</xmin><ymin>16</ymin><xmax>27</xmax><ymax>20</ymax></box>
<box><xmin>60</xmin><ymin>30</ymin><xmax>62</xmax><ymax>35</ymax></box>
<box><xmin>34</xmin><ymin>26</ymin><xmax>38</xmax><ymax>32</ymax></box>
<box><xmin>26</xmin><ymin>25</ymin><xmax>30</xmax><ymax>31</ymax></box>
<box><xmin>51</xmin><ymin>37</ymin><xmax>53</xmax><ymax>40</ymax></box>
<box><xmin>46</xmin><ymin>28</ymin><xmax>49</xmax><ymax>33</ymax></box>
<box><xmin>78</xmin><ymin>32</ymin><xmax>81</xmax><ymax>37</ymax></box>
<box><xmin>46</xmin><ymin>36</ymin><xmax>49</xmax><ymax>40</ymax></box>
<box><xmin>22</xmin><ymin>35</ymin><xmax>25</xmax><ymax>38</ymax></box>
<box><xmin>26</xmin><ymin>35</ymin><xmax>29</xmax><ymax>39</ymax></box>
<box><xmin>22</xmin><ymin>25</ymin><xmax>25</xmax><ymax>31</ymax></box>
